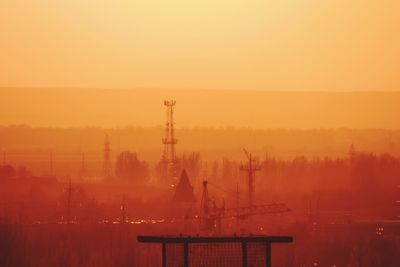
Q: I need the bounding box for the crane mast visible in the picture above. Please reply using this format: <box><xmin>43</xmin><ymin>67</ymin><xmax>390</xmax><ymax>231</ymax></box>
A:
<box><xmin>199</xmin><ymin>180</ymin><xmax>290</xmax><ymax>234</ymax></box>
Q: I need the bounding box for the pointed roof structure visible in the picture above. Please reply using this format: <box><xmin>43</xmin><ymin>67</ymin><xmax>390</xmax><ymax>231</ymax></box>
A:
<box><xmin>173</xmin><ymin>169</ymin><xmax>196</xmax><ymax>202</ymax></box>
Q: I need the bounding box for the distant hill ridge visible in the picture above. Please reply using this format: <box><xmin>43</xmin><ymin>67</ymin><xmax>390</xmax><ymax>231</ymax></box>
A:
<box><xmin>0</xmin><ymin>88</ymin><xmax>399</xmax><ymax>129</ymax></box>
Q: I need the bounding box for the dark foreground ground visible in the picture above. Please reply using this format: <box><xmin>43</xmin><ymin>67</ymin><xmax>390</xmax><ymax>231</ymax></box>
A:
<box><xmin>0</xmin><ymin>222</ymin><xmax>399</xmax><ymax>267</ymax></box>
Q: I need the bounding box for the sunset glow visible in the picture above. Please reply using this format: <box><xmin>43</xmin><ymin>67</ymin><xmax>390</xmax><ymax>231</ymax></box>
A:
<box><xmin>0</xmin><ymin>1</ymin><xmax>399</xmax><ymax>267</ymax></box>
<box><xmin>1</xmin><ymin>1</ymin><xmax>399</xmax><ymax>90</ymax></box>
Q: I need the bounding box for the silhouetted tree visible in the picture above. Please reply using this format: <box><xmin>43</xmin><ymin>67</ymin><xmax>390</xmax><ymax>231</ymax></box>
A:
<box><xmin>350</xmin><ymin>153</ymin><xmax>379</xmax><ymax>194</ymax></box>
<box><xmin>115</xmin><ymin>151</ymin><xmax>148</xmax><ymax>183</ymax></box>
<box><xmin>155</xmin><ymin>160</ymin><xmax>168</xmax><ymax>184</ymax></box>
<box><xmin>17</xmin><ymin>166</ymin><xmax>30</xmax><ymax>179</ymax></box>
<box><xmin>177</xmin><ymin>152</ymin><xmax>202</xmax><ymax>184</ymax></box>
<box><xmin>0</xmin><ymin>165</ymin><xmax>16</xmax><ymax>179</ymax></box>
<box><xmin>211</xmin><ymin>160</ymin><xmax>219</xmax><ymax>182</ymax></box>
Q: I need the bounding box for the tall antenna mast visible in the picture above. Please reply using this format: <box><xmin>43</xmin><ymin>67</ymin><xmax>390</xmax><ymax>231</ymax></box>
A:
<box><xmin>162</xmin><ymin>100</ymin><xmax>178</xmax><ymax>183</ymax></box>
<box><xmin>240</xmin><ymin>149</ymin><xmax>261</xmax><ymax>206</ymax></box>
<box><xmin>103</xmin><ymin>135</ymin><xmax>112</xmax><ymax>179</ymax></box>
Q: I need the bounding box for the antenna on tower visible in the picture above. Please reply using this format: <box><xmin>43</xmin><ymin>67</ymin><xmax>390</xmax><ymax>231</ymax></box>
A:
<box><xmin>240</xmin><ymin>149</ymin><xmax>261</xmax><ymax>206</ymax></box>
<box><xmin>162</xmin><ymin>100</ymin><xmax>178</xmax><ymax>184</ymax></box>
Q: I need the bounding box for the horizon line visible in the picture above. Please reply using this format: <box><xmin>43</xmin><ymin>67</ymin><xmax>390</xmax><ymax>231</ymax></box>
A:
<box><xmin>1</xmin><ymin>87</ymin><xmax>400</xmax><ymax>93</ymax></box>
<box><xmin>1</xmin><ymin>124</ymin><xmax>400</xmax><ymax>131</ymax></box>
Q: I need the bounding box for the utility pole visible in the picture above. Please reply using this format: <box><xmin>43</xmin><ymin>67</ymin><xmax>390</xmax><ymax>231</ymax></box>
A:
<box><xmin>67</xmin><ymin>178</ymin><xmax>72</xmax><ymax>224</ymax></box>
<box><xmin>236</xmin><ymin>184</ymin><xmax>240</xmax><ymax>219</ymax></box>
<box><xmin>240</xmin><ymin>149</ymin><xmax>261</xmax><ymax>206</ymax></box>
<box><xmin>81</xmin><ymin>152</ymin><xmax>86</xmax><ymax>177</ymax></box>
<box><xmin>79</xmin><ymin>152</ymin><xmax>86</xmax><ymax>180</ymax></box>
<box><xmin>162</xmin><ymin>100</ymin><xmax>178</xmax><ymax>184</ymax></box>
<box><xmin>121</xmin><ymin>195</ymin><xmax>126</xmax><ymax>224</ymax></box>
<box><xmin>396</xmin><ymin>185</ymin><xmax>400</xmax><ymax>219</ymax></box>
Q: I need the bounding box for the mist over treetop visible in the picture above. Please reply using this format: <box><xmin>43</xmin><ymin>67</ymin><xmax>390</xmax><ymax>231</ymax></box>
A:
<box><xmin>0</xmin><ymin>125</ymin><xmax>399</xmax><ymax>162</ymax></box>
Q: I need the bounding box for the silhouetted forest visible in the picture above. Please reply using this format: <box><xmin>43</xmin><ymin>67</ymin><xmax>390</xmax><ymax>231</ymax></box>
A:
<box><xmin>1</xmin><ymin>125</ymin><xmax>399</xmax><ymax>176</ymax></box>
<box><xmin>1</xmin><ymin>126</ymin><xmax>399</xmax><ymax>267</ymax></box>
<box><xmin>1</xmin><ymin>150</ymin><xmax>398</xmax><ymax>222</ymax></box>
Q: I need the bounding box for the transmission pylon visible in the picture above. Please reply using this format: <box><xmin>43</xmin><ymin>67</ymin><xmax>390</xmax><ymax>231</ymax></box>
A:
<box><xmin>240</xmin><ymin>149</ymin><xmax>261</xmax><ymax>206</ymax></box>
<box><xmin>79</xmin><ymin>152</ymin><xmax>86</xmax><ymax>180</ymax></box>
<box><xmin>200</xmin><ymin>180</ymin><xmax>211</xmax><ymax>231</ymax></box>
<box><xmin>50</xmin><ymin>150</ymin><xmax>54</xmax><ymax>176</ymax></box>
<box><xmin>162</xmin><ymin>100</ymin><xmax>178</xmax><ymax>184</ymax></box>
<box><xmin>103</xmin><ymin>135</ymin><xmax>112</xmax><ymax>179</ymax></box>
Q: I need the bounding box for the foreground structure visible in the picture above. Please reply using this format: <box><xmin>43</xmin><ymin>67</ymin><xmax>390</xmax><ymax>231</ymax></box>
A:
<box><xmin>137</xmin><ymin>235</ymin><xmax>293</xmax><ymax>267</ymax></box>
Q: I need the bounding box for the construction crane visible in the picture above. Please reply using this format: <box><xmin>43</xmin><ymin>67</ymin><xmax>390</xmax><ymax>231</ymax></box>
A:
<box><xmin>198</xmin><ymin>180</ymin><xmax>290</xmax><ymax>233</ymax></box>
<box><xmin>240</xmin><ymin>148</ymin><xmax>261</xmax><ymax>206</ymax></box>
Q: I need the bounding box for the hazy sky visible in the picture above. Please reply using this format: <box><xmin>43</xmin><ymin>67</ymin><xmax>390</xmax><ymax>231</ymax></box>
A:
<box><xmin>1</xmin><ymin>1</ymin><xmax>399</xmax><ymax>90</ymax></box>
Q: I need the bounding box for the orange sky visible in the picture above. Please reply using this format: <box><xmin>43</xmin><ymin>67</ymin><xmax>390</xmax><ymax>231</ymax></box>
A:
<box><xmin>0</xmin><ymin>1</ymin><xmax>399</xmax><ymax>90</ymax></box>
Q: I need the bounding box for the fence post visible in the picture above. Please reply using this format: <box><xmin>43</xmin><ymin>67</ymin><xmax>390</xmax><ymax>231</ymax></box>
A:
<box><xmin>184</xmin><ymin>241</ymin><xmax>189</xmax><ymax>267</ymax></box>
<box><xmin>162</xmin><ymin>242</ymin><xmax>166</xmax><ymax>267</ymax></box>
<box><xmin>265</xmin><ymin>242</ymin><xmax>271</xmax><ymax>267</ymax></box>
<box><xmin>242</xmin><ymin>241</ymin><xmax>248</xmax><ymax>267</ymax></box>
